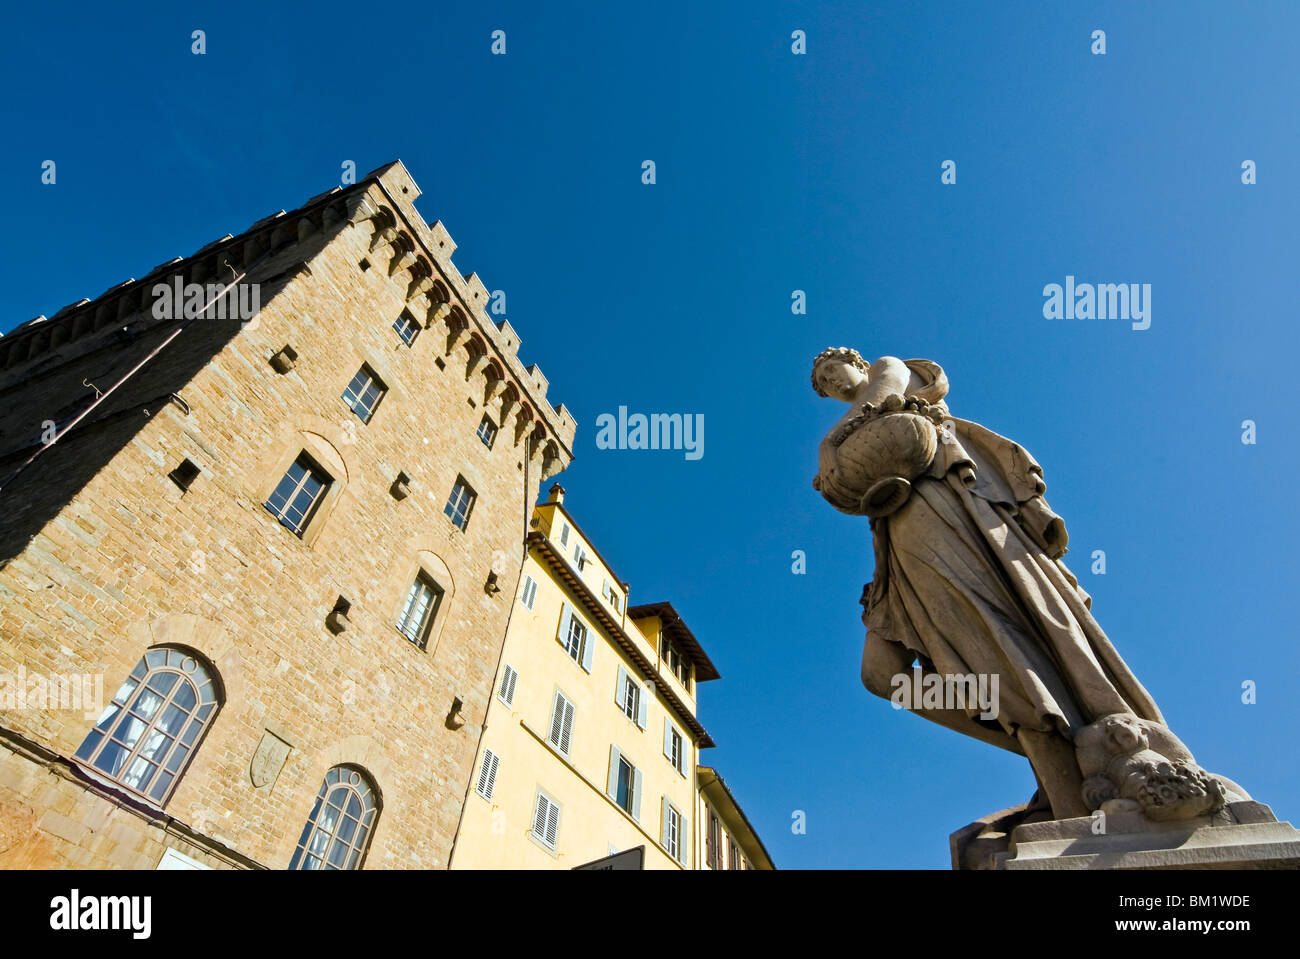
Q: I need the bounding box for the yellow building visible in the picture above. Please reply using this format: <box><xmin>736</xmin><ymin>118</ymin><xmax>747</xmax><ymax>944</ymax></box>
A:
<box><xmin>450</xmin><ymin>484</ymin><xmax>772</xmax><ymax>869</ymax></box>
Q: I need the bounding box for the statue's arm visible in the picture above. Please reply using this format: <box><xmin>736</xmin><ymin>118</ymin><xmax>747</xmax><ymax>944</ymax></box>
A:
<box><xmin>862</xmin><ymin>634</ymin><xmax>1025</xmax><ymax>756</ymax></box>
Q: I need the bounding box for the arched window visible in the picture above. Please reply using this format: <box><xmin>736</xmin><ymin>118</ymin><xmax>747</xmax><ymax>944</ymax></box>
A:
<box><xmin>289</xmin><ymin>766</ymin><xmax>381</xmax><ymax>870</ymax></box>
<box><xmin>74</xmin><ymin>646</ymin><xmax>221</xmax><ymax>804</ymax></box>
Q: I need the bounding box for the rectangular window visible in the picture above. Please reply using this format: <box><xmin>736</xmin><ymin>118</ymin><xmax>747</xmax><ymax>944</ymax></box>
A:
<box><xmin>603</xmin><ymin>580</ymin><xmax>622</xmax><ymax>614</ymax></box>
<box><xmin>557</xmin><ymin>521</ymin><xmax>570</xmax><ymax>548</ymax></box>
<box><xmin>444</xmin><ymin>476</ymin><xmax>476</xmax><ymax>531</ymax></box>
<box><xmin>476</xmin><ymin>749</ymin><xmax>500</xmax><ymax>800</ymax></box>
<box><xmin>548</xmin><ymin>691</ymin><xmax>575</xmax><ymax>756</ymax></box>
<box><xmin>665</xmin><ymin>803</ymin><xmax>681</xmax><ymax>860</ymax></box>
<box><xmin>393</xmin><ymin>311</ymin><xmax>419</xmax><ymax>346</ymax></box>
<box><xmin>520</xmin><ymin>575</ymin><xmax>538</xmax><ymax>610</ymax></box>
<box><xmin>707</xmin><ymin>809</ymin><xmax>723</xmax><ymax>870</ymax></box>
<box><xmin>264</xmin><ymin>453</ymin><xmax>330</xmax><ymax>537</ymax></box>
<box><xmin>660</xmin><ymin>637</ymin><xmax>692</xmax><ymax>692</ymax></box>
<box><xmin>563</xmin><ymin>616</ymin><xmax>586</xmax><ymax>664</ymax></box>
<box><xmin>665</xmin><ymin>722</ymin><xmax>684</xmax><ymax>774</ymax></box>
<box><xmin>498</xmin><ymin>665</ymin><xmax>518</xmax><ymax>707</ymax></box>
<box><xmin>532</xmin><ymin>791</ymin><xmax>560</xmax><ymax>849</ymax></box>
<box><xmin>476</xmin><ymin>414</ymin><xmax>498</xmax><ymax>449</ymax></box>
<box><xmin>573</xmin><ymin>543</ymin><xmax>588</xmax><ymax>571</ymax></box>
<box><xmin>615</xmin><ymin>757</ymin><xmax>635</xmax><ymax>813</ymax></box>
<box><xmin>661</xmin><ymin>800</ymin><xmax>687</xmax><ymax>864</ymax></box>
<box><xmin>728</xmin><ymin>837</ymin><xmax>741</xmax><ymax>870</ymax></box>
<box><xmin>606</xmin><ymin>746</ymin><xmax>642</xmax><ymax>821</ymax></box>
<box><xmin>396</xmin><ymin>572</ymin><xmax>443</xmax><ymax>649</ymax></box>
<box><xmin>341</xmin><ymin>364</ymin><xmax>386</xmax><ymax>423</ymax></box>
<box><xmin>622</xmin><ymin>676</ymin><xmax>639</xmax><ymax>721</ymax></box>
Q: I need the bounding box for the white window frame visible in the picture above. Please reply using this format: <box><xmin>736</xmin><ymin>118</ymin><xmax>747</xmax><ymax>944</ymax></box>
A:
<box><xmin>664</xmin><ymin>718</ymin><xmax>685</xmax><ymax>775</ymax></box>
<box><xmin>497</xmin><ymin>665</ymin><xmax>518</xmax><ymax>707</ymax></box>
<box><xmin>661</xmin><ymin>798</ymin><xmax>687</xmax><ymax>864</ymax></box>
<box><xmin>531</xmin><ymin>789</ymin><xmax>561</xmax><ymax>851</ymax></box>
<box><xmin>616</xmin><ymin>665</ymin><xmax>648</xmax><ymax>730</ymax></box>
<box><xmin>548</xmin><ymin>690</ymin><xmax>576</xmax><ymax>757</ymax></box>
<box><xmin>476</xmin><ymin>749</ymin><xmax>500</xmax><ymax>801</ymax></box>
<box><xmin>606</xmin><ymin>746</ymin><xmax>642</xmax><ymax>822</ymax></box>
<box><xmin>556</xmin><ymin>602</ymin><xmax>594</xmax><ymax>672</ymax></box>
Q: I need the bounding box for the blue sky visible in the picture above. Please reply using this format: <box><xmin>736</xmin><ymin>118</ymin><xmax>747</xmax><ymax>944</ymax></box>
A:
<box><xmin>4</xmin><ymin>1</ymin><xmax>1298</xmax><ymax>867</ymax></box>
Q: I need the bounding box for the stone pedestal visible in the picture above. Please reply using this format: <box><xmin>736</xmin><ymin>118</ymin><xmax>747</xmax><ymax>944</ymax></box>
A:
<box><xmin>952</xmin><ymin>801</ymin><xmax>1300</xmax><ymax>870</ymax></box>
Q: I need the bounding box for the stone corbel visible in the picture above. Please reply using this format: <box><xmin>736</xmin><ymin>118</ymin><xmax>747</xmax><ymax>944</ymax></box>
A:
<box><xmin>345</xmin><ymin>194</ymin><xmax>377</xmax><ymax>226</ymax></box>
<box><xmin>426</xmin><ymin>301</ymin><xmax>451</xmax><ymax>330</ymax></box>
<box><xmin>465</xmin><ymin>352</ymin><xmax>488</xmax><ymax>381</ymax></box>
<box><xmin>369</xmin><ymin>223</ymin><xmax>398</xmax><ymax>252</ymax></box>
<box><xmin>407</xmin><ymin>275</ymin><xmax>433</xmax><ymax>302</ymax></box>
<box><xmin>389</xmin><ymin>248</ymin><xmax>416</xmax><ymax>278</ymax></box>
<box><xmin>446</xmin><ymin>326</ymin><xmax>468</xmax><ymax>355</ymax></box>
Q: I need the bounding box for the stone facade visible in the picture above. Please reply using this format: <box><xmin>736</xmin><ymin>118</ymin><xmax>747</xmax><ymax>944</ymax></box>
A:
<box><xmin>0</xmin><ymin>162</ymin><xmax>574</xmax><ymax>869</ymax></box>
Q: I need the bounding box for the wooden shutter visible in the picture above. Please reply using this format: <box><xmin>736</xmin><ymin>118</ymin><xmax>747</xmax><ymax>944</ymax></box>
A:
<box><xmin>615</xmin><ymin>665</ymin><xmax>629</xmax><ymax>709</ymax></box>
<box><xmin>545</xmin><ymin>799</ymin><xmax>560</xmax><ymax>846</ymax></box>
<box><xmin>549</xmin><ymin>692</ymin><xmax>574</xmax><ymax>755</ymax></box>
<box><xmin>557</xmin><ymin>603</ymin><xmax>573</xmax><ymax>650</ymax></box>
<box><xmin>606</xmin><ymin>746</ymin><xmax>621</xmax><ymax>798</ymax></box>
<box><xmin>579</xmin><ymin>619</ymin><xmax>594</xmax><ymax>672</ymax></box>
<box><xmin>476</xmin><ymin>749</ymin><xmax>499</xmax><ymax>800</ymax></box>
<box><xmin>560</xmin><ymin>698</ymin><xmax>575</xmax><ymax>755</ymax></box>
<box><xmin>680</xmin><ymin>812</ymin><xmax>690</xmax><ymax>865</ymax></box>
<box><xmin>498</xmin><ymin>665</ymin><xmax>518</xmax><ymax>706</ymax></box>
<box><xmin>663</xmin><ymin>718</ymin><xmax>673</xmax><ymax>759</ymax></box>
<box><xmin>631</xmin><ymin>766</ymin><xmax>643</xmax><ymax>821</ymax></box>
<box><xmin>635</xmin><ymin>684</ymin><xmax>648</xmax><ymax>729</ymax></box>
<box><xmin>533</xmin><ymin>793</ymin><xmax>550</xmax><ymax>837</ymax></box>
<box><xmin>660</xmin><ymin>797</ymin><xmax>671</xmax><ymax>849</ymax></box>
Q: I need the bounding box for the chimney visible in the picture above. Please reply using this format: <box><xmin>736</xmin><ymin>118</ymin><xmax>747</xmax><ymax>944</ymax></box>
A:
<box><xmin>548</xmin><ymin>483</ymin><xmax>565</xmax><ymax>505</ymax></box>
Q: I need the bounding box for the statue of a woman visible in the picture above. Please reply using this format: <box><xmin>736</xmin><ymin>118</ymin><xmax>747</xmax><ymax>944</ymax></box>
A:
<box><xmin>811</xmin><ymin>348</ymin><xmax>1246</xmax><ymax>822</ymax></box>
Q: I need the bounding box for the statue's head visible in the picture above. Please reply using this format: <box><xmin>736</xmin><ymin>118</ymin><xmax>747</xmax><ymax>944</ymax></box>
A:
<box><xmin>811</xmin><ymin>347</ymin><xmax>870</xmax><ymax>400</ymax></box>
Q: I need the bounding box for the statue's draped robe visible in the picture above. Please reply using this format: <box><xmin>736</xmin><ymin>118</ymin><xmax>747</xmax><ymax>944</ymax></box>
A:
<box><xmin>862</xmin><ymin>418</ymin><xmax>1164</xmax><ymax>739</ymax></box>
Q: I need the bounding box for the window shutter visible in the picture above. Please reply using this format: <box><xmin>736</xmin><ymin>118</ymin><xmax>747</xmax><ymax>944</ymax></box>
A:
<box><xmin>615</xmin><ymin>665</ymin><xmax>628</xmax><ymax>709</ymax></box>
<box><xmin>498</xmin><ymin>665</ymin><xmax>518</xmax><ymax>706</ymax></box>
<box><xmin>579</xmin><ymin>622</ymin><xmax>594</xmax><ymax>672</ymax></box>
<box><xmin>680</xmin><ymin>813</ymin><xmax>690</xmax><ymax>865</ymax></box>
<box><xmin>558</xmin><ymin>522</ymin><xmax>569</xmax><ymax>548</ymax></box>
<box><xmin>636</xmin><ymin>684</ymin><xmax>648</xmax><ymax>729</ymax></box>
<box><xmin>557</xmin><ymin>603</ymin><xmax>573</xmax><ymax>649</ymax></box>
<box><xmin>476</xmin><ymin>749</ymin><xmax>499</xmax><ymax>800</ymax></box>
<box><xmin>533</xmin><ymin>794</ymin><xmax>550</xmax><ymax>836</ymax></box>
<box><xmin>631</xmin><ymin>767</ymin><xmax>643</xmax><ymax>821</ymax></box>
<box><xmin>545</xmin><ymin>799</ymin><xmax>560</xmax><ymax>846</ymax></box>
<box><xmin>560</xmin><ymin>698</ymin><xmax>575</xmax><ymax>755</ymax></box>
<box><xmin>549</xmin><ymin>692</ymin><xmax>568</xmax><ymax>753</ymax></box>
<box><xmin>606</xmin><ymin>746</ymin><xmax>621</xmax><ymax>797</ymax></box>
<box><xmin>661</xmin><ymin>797</ymin><xmax>671</xmax><ymax>849</ymax></box>
<box><xmin>663</xmin><ymin>718</ymin><xmax>673</xmax><ymax>759</ymax></box>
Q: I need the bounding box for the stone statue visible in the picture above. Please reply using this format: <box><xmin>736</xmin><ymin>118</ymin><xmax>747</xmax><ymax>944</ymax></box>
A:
<box><xmin>811</xmin><ymin>349</ymin><xmax>1249</xmax><ymax>824</ymax></box>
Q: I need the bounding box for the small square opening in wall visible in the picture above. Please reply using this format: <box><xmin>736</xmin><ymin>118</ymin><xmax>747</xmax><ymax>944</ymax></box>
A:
<box><xmin>359</xmin><ymin>258</ymin><xmax>371</xmax><ymax>272</ymax></box>
<box><xmin>168</xmin><ymin>458</ymin><xmax>201</xmax><ymax>492</ymax></box>
<box><xmin>434</xmin><ymin>357</ymin><xmax>446</xmax><ymax>371</ymax></box>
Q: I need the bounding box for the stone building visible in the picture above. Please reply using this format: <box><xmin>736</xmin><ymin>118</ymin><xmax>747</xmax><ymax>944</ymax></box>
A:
<box><xmin>450</xmin><ymin>485</ymin><xmax>773</xmax><ymax>869</ymax></box>
<box><xmin>0</xmin><ymin>161</ymin><xmax>575</xmax><ymax>869</ymax></box>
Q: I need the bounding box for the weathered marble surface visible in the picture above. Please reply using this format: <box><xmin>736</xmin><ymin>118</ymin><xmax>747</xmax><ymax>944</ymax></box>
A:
<box><xmin>811</xmin><ymin>349</ymin><xmax>1247</xmax><ymax>827</ymax></box>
